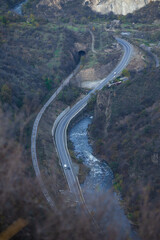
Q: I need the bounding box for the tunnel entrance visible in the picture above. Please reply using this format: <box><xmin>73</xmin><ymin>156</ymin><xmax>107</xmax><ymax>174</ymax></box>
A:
<box><xmin>78</xmin><ymin>50</ymin><xmax>86</xmax><ymax>57</ymax></box>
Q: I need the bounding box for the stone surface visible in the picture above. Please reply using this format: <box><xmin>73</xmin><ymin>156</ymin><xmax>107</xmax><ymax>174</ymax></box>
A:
<box><xmin>84</xmin><ymin>0</ymin><xmax>160</xmax><ymax>15</ymax></box>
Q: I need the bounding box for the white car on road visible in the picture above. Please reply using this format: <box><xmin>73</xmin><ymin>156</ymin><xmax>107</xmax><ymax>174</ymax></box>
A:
<box><xmin>63</xmin><ymin>164</ymin><xmax>70</xmax><ymax>170</ymax></box>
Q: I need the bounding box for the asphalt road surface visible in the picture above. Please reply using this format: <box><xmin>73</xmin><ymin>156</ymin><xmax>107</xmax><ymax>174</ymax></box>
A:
<box><xmin>31</xmin><ymin>63</ymin><xmax>80</xmax><ymax>208</ymax></box>
<box><xmin>54</xmin><ymin>37</ymin><xmax>133</xmax><ymax>203</ymax></box>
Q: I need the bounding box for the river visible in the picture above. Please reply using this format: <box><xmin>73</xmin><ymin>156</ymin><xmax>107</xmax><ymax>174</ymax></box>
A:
<box><xmin>13</xmin><ymin>0</ymin><xmax>28</xmax><ymax>15</ymax></box>
<box><xmin>69</xmin><ymin>116</ymin><xmax>113</xmax><ymax>193</ymax></box>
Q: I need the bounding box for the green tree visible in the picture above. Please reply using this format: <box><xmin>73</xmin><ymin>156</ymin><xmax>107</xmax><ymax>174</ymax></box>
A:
<box><xmin>87</xmin><ymin>93</ymin><xmax>97</xmax><ymax>111</ymax></box>
<box><xmin>1</xmin><ymin>84</ymin><xmax>12</xmax><ymax>103</ymax></box>
<box><xmin>0</xmin><ymin>16</ymin><xmax>7</xmax><ymax>25</ymax></box>
<box><xmin>44</xmin><ymin>77</ymin><xmax>52</xmax><ymax>90</ymax></box>
<box><xmin>122</xmin><ymin>69</ymin><xmax>130</xmax><ymax>77</ymax></box>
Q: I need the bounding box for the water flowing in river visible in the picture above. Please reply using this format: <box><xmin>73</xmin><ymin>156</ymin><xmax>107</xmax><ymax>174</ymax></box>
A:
<box><xmin>13</xmin><ymin>0</ymin><xmax>28</xmax><ymax>15</ymax></box>
<box><xmin>69</xmin><ymin>116</ymin><xmax>113</xmax><ymax>192</ymax></box>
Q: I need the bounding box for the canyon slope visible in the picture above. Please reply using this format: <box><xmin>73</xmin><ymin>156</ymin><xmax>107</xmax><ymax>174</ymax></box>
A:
<box><xmin>36</xmin><ymin>0</ymin><xmax>160</xmax><ymax>16</ymax></box>
<box><xmin>84</xmin><ymin>0</ymin><xmax>160</xmax><ymax>15</ymax></box>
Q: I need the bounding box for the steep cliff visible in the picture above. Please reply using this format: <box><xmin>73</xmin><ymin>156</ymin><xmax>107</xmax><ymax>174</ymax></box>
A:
<box><xmin>89</xmin><ymin>68</ymin><xmax>160</xmax><ymax>239</ymax></box>
<box><xmin>84</xmin><ymin>0</ymin><xmax>160</xmax><ymax>15</ymax></box>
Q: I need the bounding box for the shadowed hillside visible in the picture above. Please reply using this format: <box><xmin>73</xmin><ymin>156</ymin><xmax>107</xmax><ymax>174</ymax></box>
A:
<box><xmin>89</xmin><ymin>67</ymin><xmax>160</xmax><ymax>240</ymax></box>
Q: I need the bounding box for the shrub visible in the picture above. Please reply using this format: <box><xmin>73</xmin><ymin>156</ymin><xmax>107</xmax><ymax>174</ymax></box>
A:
<box><xmin>0</xmin><ymin>84</ymin><xmax>12</xmax><ymax>103</ymax></box>
<box><xmin>87</xmin><ymin>93</ymin><xmax>97</xmax><ymax>111</ymax></box>
<box><xmin>57</xmin><ymin>85</ymin><xmax>82</xmax><ymax>105</ymax></box>
<box><xmin>44</xmin><ymin>77</ymin><xmax>53</xmax><ymax>90</ymax></box>
<box><xmin>122</xmin><ymin>69</ymin><xmax>130</xmax><ymax>78</ymax></box>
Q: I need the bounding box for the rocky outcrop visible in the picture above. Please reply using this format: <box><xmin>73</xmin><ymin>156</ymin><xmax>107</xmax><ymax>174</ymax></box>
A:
<box><xmin>84</xmin><ymin>0</ymin><xmax>160</xmax><ymax>15</ymax></box>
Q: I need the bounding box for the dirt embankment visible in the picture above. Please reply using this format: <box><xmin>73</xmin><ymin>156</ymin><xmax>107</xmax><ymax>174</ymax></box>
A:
<box><xmin>72</xmin><ymin>31</ymin><xmax>123</xmax><ymax>89</ymax></box>
<box><xmin>36</xmin><ymin>99</ymin><xmax>67</xmax><ymax>203</ymax></box>
<box><xmin>127</xmin><ymin>45</ymin><xmax>148</xmax><ymax>71</ymax></box>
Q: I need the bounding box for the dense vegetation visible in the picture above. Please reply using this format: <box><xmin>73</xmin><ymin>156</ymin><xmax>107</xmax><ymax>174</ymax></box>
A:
<box><xmin>0</xmin><ymin>2</ymin><xmax>91</xmax><ymax>238</ymax></box>
<box><xmin>0</xmin><ymin>0</ymin><xmax>22</xmax><ymax>13</ymax></box>
<box><xmin>23</xmin><ymin>0</ymin><xmax>118</xmax><ymax>23</ymax></box>
<box><xmin>90</xmin><ymin>67</ymin><xmax>160</xmax><ymax>239</ymax></box>
<box><xmin>125</xmin><ymin>1</ymin><xmax>160</xmax><ymax>24</ymax></box>
<box><xmin>0</xmin><ymin>15</ymin><xmax>84</xmax><ymax>108</ymax></box>
<box><xmin>57</xmin><ymin>84</ymin><xmax>83</xmax><ymax>105</ymax></box>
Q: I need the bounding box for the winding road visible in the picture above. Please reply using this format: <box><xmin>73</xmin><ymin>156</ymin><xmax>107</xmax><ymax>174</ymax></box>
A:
<box><xmin>31</xmin><ymin>64</ymin><xmax>80</xmax><ymax>208</ymax></box>
<box><xmin>54</xmin><ymin>37</ymin><xmax>133</xmax><ymax>203</ymax></box>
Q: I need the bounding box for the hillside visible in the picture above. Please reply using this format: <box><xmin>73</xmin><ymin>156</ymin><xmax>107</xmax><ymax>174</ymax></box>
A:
<box><xmin>89</xmin><ymin>67</ymin><xmax>160</xmax><ymax>240</ymax></box>
<box><xmin>22</xmin><ymin>0</ymin><xmax>160</xmax><ymax>16</ymax></box>
<box><xmin>0</xmin><ymin>1</ymin><xmax>120</xmax><ymax>238</ymax></box>
<box><xmin>0</xmin><ymin>0</ymin><xmax>22</xmax><ymax>13</ymax></box>
<box><xmin>84</xmin><ymin>0</ymin><xmax>160</xmax><ymax>15</ymax></box>
<box><xmin>0</xmin><ymin>0</ymin><xmax>160</xmax><ymax>239</ymax></box>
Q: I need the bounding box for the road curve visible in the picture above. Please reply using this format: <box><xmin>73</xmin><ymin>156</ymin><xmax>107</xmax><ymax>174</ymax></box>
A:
<box><xmin>31</xmin><ymin>63</ymin><xmax>80</xmax><ymax>208</ymax></box>
<box><xmin>54</xmin><ymin>38</ymin><xmax>133</xmax><ymax>203</ymax></box>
